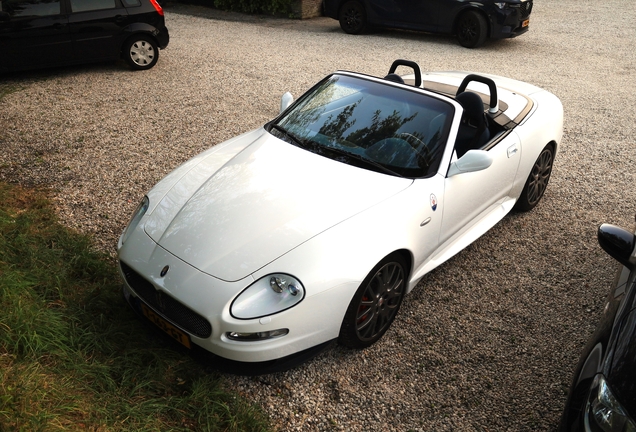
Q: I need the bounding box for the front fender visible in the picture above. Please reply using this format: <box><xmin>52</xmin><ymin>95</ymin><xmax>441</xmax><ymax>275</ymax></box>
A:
<box><xmin>250</xmin><ymin>176</ymin><xmax>442</xmax><ymax>307</ymax></box>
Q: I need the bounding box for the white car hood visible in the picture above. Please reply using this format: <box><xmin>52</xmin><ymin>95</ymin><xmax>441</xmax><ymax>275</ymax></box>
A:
<box><xmin>144</xmin><ymin>131</ymin><xmax>412</xmax><ymax>282</ymax></box>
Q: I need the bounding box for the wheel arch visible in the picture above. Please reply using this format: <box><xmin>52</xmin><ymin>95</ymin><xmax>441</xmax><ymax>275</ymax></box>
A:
<box><xmin>338</xmin><ymin>0</ymin><xmax>365</xmax><ymax>18</ymax></box>
<box><xmin>357</xmin><ymin>249</ymin><xmax>414</xmax><ymax>290</ymax></box>
<box><xmin>119</xmin><ymin>26</ymin><xmax>161</xmax><ymax>57</ymax></box>
<box><xmin>392</xmin><ymin>248</ymin><xmax>416</xmax><ymax>292</ymax></box>
<box><xmin>453</xmin><ymin>6</ymin><xmax>491</xmax><ymax>37</ymax></box>
<box><xmin>559</xmin><ymin>342</ymin><xmax>604</xmax><ymax>430</ymax></box>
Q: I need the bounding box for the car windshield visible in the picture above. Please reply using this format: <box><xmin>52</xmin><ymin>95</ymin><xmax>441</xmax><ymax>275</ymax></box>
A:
<box><xmin>270</xmin><ymin>74</ymin><xmax>454</xmax><ymax>178</ymax></box>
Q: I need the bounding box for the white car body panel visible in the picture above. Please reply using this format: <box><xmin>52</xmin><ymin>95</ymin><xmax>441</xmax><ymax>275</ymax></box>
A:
<box><xmin>144</xmin><ymin>130</ymin><xmax>412</xmax><ymax>282</ymax></box>
<box><xmin>117</xmin><ymin>67</ymin><xmax>564</xmax><ymax>363</ymax></box>
<box><xmin>440</xmin><ymin>130</ymin><xmax>521</xmax><ymax>246</ymax></box>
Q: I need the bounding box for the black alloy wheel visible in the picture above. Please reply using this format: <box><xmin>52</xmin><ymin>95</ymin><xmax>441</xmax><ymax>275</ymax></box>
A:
<box><xmin>515</xmin><ymin>144</ymin><xmax>555</xmax><ymax>211</ymax></box>
<box><xmin>339</xmin><ymin>0</ymin><xmax>368</xmax><ymax>35</ymax></box>
<box><xmin>339</xmin><ymin>254</ymin><xmax>407</xmax><ymax>348</ymax></box>
<box><xmin>457</xmin><ymin>10</ymin><xmax>488</xmax><ymax>48</ymax></box>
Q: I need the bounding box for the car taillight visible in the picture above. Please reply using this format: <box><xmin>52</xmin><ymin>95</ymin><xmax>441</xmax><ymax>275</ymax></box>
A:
<box><xmin>149</xmin><ymin>0</ymin><xmax>164</xmax><ymax>16</ymax></box>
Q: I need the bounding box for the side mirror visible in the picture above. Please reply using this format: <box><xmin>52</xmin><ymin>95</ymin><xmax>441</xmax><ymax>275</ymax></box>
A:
<box><xmin>447</xmin><ymin>150</ymin><xmax>494</xmax><ymax>177</ymax></box>
<box><xmin>598</xmin><ymin>224</ymin><xmax>636</xmax><ymax>270</ymax></box>
<box><xmin>280</xmin><ymin>92</ymin><xmax>293</xmax><ymax>113</ymax></box>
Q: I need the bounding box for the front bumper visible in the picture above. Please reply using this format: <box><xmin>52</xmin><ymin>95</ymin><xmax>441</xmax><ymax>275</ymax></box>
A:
<box><xmin>489</xmin><ymin>1</ymin><xmax>532</xmax><ymax>39</ymax></box>
<box><xmin>117</xmin><ymin>228</ymin><xmax>353</xmax><ymax>363</ymax></box>
<box><xmin>121</xmin><ymin>279</ymin><xmax>334</xmax><ymax>373</ymax></box>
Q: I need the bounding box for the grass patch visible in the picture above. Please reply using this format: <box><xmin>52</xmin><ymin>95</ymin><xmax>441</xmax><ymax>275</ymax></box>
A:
<box><xmin>0</xmin><ymin>182</ymin><xmax>271</xmax><ymax>431</ymax></box>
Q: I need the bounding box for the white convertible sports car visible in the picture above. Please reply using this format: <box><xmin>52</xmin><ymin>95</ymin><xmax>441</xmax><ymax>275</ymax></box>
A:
<box><xmin>117</xmin><ymin>60</ymin><xmax>563</xmax><ymax>368</ymax></box>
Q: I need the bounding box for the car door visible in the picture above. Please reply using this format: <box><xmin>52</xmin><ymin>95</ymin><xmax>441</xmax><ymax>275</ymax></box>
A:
<box><xmin>68</xmin><ymin>0</ymin><xmax>130</xmax><ymax>62</ymax></box>
<box><xmin>388</xmin><ymin>0</ymin><xmax>453</xmax><ymax>31</ymax></box>
<box><xmin>364</xmin><ymin>0</ymin><xmax>397</xmax><ymax>25</ymax></box>
<box><xmin>438</xmin><ymin>130</ymin><xmax>522</xmax><ymax>246</ymax></box>
<box><xmin>0</xmin><ymin>0</ymin><xmax>72</xmax><ymax>71</ymax></box>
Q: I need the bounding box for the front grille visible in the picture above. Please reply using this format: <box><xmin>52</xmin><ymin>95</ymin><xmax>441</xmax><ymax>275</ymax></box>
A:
<box><xmin>120</xmin><ymin>262</ymin><xmax>212</xmax><ymax>338</ymax></box>
<box><xmin>520</xmin><ymin>0</ymin><xmax>532</xmax><ymax>18</ymax></box>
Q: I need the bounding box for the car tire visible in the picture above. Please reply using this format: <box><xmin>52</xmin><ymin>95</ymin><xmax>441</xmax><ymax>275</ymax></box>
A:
<box><xmin>514</xmin><ymin>144</ymin><xmax>555</xmax><ymax>212</ymax></box>
<box><xmin>123</xmin><ymin>35</ymin><xmax>159</xmax><ymax>71</ymax></box>
<box><xmin>339</xmin><ymin>1</ymin><xmax>368</xmax><ymax>35</ymax></box>
<box><xmin>457</xmin><ymin>10</ymin><xmax>488</xmax><ymax>48</ymax></box>
<box><xmin>338</xmin><ymin>253</ymin><xmax>407</xmax><ymax>349</ymax></box>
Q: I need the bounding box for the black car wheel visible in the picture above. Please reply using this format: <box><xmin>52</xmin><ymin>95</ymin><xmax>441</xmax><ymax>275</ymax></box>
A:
<box><xmin>339</xmin><ymin>254</ymin><xmax>407</xmax><ymax>348</ymax></box>
<box><xmin>339</xmin><ymin>0</ymin><xmax>368</xmax><ymax>35</ymax></box>
<box><xmin>515</xmin><ymin>144</ymin><xmax>555</xmax><ymax>212</ymax></box>
<box><xmin>457</xmin><ymin>10</ymin><xmax>488</xmax><ymax>48</ymax></box>
<box><xmin>124</xmin><ymin>35</ymin><xmax>159</xmax><ymax>70</ymax></box>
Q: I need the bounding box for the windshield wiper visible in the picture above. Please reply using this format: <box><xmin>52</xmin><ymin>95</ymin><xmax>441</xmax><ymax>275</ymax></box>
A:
<box><xmin>270</xmin><ymin>124</ymin><xmax>312</xmax><ymax>149</ymax></box>
<box><xmin>319</xmin><ymin>145</ymin><xmax>405</xmax><ymax>178</ymax></box>
<box><xmin>270</xmin><ymin>124</ymin><xmax>404</xmax><ymax>178</ymax></box>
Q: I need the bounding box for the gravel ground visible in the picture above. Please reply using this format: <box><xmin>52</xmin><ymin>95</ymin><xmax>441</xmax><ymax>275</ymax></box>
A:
<box><xmin>1</xmin><ymin>1</ymin><xmax>635</xmax><ymax>430</ymax></box>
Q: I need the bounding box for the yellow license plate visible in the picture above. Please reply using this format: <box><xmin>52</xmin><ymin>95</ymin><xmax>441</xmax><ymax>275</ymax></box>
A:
<box><xmin>141</xmin><ymin>303</ymin><xmax>191</xmax><ymax>349</ymax></box>
<box><xmin>522</xmin><ymin>19</ymin><xmax>530</xmax><ymax>27</ymax></box>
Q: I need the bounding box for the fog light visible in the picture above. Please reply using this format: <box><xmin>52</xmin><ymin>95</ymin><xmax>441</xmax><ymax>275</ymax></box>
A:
<box><xmin>226</xmin><ymin>329</ymin><xmax>289</xmax><ymax>341</ymax></box>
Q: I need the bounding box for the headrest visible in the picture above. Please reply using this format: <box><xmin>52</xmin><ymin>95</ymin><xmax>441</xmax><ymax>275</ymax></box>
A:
<box><xmin>456</xmin><ymin>92</ymin><xmax>485</xmax><ymax>119</ymax></box>
<box><xmin>384</xmin><ymin>73</ymin><xmax>404</xmax><ymax>84</ymax></box>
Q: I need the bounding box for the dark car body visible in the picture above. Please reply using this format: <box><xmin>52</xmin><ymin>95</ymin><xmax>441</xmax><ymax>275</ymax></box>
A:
<box><xmin>560</xmin><ymin>219</ymin><xmax>636</xmax><ymax>431</ymax></box>
<box><xmin>323</xmin><ymin>0</ymin><xmax>532</xmax><ymax>48</ymax></box>
<box><xmin>0</xmin><ymin>0</ymin><xmax>169</xmax><ymax>72</ymax></box>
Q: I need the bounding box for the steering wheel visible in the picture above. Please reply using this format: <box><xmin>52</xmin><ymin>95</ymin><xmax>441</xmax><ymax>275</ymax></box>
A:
<box><xmin>395</xmin><ymin>133</ymin><xmax>433</xmax><ymax>167</ymax></box>
<box><xmin>366</xmin><ymin>137</ymin><xmax>421</xmax><ymax>168</ymax></box>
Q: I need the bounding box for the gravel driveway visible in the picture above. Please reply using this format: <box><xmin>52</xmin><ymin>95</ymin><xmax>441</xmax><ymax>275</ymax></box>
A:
<box><xmin>1</xmin><ymin>1</ymin><xmax>635</xmax><ymax>430</ymax></box>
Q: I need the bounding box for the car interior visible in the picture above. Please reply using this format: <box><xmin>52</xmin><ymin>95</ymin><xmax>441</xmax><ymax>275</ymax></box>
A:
<box><xmin>383</xmin><ymin>59</ymin><xmax>509</xmax><ymax>158</ymax></box>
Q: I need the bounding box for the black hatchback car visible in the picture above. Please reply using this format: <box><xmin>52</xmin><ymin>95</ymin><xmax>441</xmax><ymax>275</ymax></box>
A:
<box><xmin>560</xmin><ymin>217</ymin><xmax>636</xmax><ymax>431</ymax></box>
<box><xmin>323</xmin><ymin>0</ymin><xmax>532</xmax><ymax>48</ymax></box>
<box><xmin>0</xmin><ymin>0</ymin><xmax>169</xmax><ymax>72</ymax></box>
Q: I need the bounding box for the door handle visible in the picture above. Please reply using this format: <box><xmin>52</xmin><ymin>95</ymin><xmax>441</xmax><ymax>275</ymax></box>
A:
<box><xmin>507</xmin><ymin>144</ymin><xmax>518</xmax><ymax>158</ymax></box>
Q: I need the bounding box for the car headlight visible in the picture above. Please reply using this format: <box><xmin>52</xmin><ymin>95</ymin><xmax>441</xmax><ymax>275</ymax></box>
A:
<box><xmin>231</xmin><ymin>273</ymin><xmax>305</xmax><ymax>319</ymax></box>
<box><xmin>585</xmin><ymin>374</ymin><xmax>636</xmax><ymax>432</ymax></box>
<box><xmin>121</xmin><ymin>196</ymin><xmax>149</xmax><ymax>245</ymax></box>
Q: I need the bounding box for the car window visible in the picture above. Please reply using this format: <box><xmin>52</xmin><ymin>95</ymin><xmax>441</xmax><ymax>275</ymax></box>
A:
<box><xmin>273</xmin><ymin>74</ymin><xmax>454</xmax><ymax>178</ymax></box>
<box><xmin>70</xmin><ymin>0</ymin><xmax>116</xmax><ymax>13</ymax></box>
<box><xmin>2</xmin><ymin>0</ymin><xmax>60</xmax><ymax>17</ymax></box>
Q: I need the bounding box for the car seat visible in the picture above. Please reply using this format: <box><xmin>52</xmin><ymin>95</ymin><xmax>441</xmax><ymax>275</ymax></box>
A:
<box><xmin>455</xmin><ymin>91</ymin><xmax>490</xmax><ymax>158</ymax></box>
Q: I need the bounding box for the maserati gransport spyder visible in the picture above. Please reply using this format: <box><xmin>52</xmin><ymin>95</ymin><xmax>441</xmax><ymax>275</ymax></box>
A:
<box><xmin>117</xmin><ymin>60</ymin><xmax>563</xmax><ymax>368</ymax></box>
